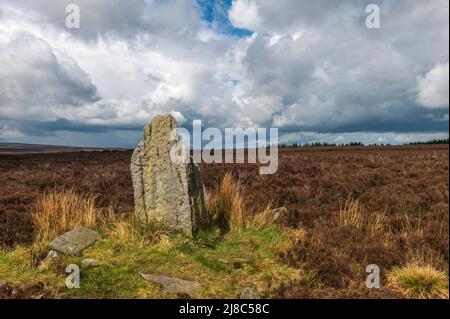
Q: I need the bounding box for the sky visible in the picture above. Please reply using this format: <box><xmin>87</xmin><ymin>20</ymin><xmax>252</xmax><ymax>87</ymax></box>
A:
<box><xmin>0</xmin><ymin>0</ymin><xmax>448</xmax><ymax>147</ymax></box>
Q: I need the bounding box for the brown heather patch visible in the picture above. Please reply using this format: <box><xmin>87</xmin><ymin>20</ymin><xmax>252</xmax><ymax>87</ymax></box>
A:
<box><xmin>0</xmin><ymin>281</ymin><xmax>58</xmax><ymax>299</ymax></box>
<box><xmin>0</xmin><ymin>145</ymin><xmax>448</xmax><ymax>298</ymax></box>
<box><xmin>0</xmin><ymin>151</ymin><xmax>134</xmax><ymax>247</ymax></box>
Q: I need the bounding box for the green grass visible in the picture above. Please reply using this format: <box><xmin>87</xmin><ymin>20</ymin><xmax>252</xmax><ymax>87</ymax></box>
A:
<box><xmin>0</xmin><ymin>226</ymin><xmax>298</xmax><ymax>299</ymax></box>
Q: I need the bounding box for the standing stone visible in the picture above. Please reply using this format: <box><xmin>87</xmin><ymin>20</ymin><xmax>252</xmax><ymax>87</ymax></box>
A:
<box><xmin>131</xmin><ymin>114</ymin><xmax>210</xmax><ymax>235</ymax></box>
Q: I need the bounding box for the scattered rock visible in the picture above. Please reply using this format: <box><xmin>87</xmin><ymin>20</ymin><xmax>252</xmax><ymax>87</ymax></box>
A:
<box><xmin>81</xmin><ymin>258</ymin><xmax>102</xmax><ymax>268</ymax></box>
<box><xmin>38</xmin><ymin>250</ymin><xmax>61</xmax><ymax>271</ymax></box>
<box><xmin>240</xmin><ymin>287</ymin><xmax>259</xmax><ymax>299</ymax></box>
<box><xmin>141</xmin><ymin>273</ymin><xmax>201</xmax><ymax>296</ymax></box>
<box><xmin>50</xmin><ymin>226</ymin><xmax>99</xmax><ymax>256</ymax></box>
<box><xmin>131</xmin><ymin>114</ymin><xmax>210</xmax><ymax>235</ymax></box>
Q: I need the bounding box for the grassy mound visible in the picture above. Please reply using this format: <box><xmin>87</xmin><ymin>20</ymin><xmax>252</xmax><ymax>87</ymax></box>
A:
<box><xmin>0</xmin><ymin>226</ymin><xmax>297</xmax><ymax>298</ymax></box>
<box><xmin>0</xmin><ymin>175</ymin><xmax>296</xmax><ymax>298</ymax></box>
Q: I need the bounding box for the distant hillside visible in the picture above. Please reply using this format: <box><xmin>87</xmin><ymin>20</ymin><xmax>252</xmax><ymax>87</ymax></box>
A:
<box><xmin>0</xmin><ymin>143</ymin><xmax>129</xmax><ymax>155</ymax></box>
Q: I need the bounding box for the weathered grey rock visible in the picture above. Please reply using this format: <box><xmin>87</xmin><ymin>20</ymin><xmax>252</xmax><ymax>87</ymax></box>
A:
<box><xmin>239</xmin><ymin>287</ymin><xmax>259</xmax><ymax>299</ymax></box>
<box><xmin>131</xmin><ymin>114</ymin><xmax>210</xmax><ymax>235</ymax></box>
<box><xmin>81</xmin><ymin>258</ymin><xmax>102</xmax><ymax>268</ymax></box>
<box><xmin>141</xmin><ymin>274</ymin><xmax>201</xmax><ymax>296</ymax></box>
<box><xmin>130</xmin><ymin>141</ymin><xmax>146</xmax><ymax>221</ymax></box>
<box><xmin>50</xmin><ymin>226</ymin><xmax>99</xmax><ymax>256</ymax></box>
<box><xmin>38</xmin><ymin>250</ymin><xmax>61</xmax><ymax>271</ymax></box>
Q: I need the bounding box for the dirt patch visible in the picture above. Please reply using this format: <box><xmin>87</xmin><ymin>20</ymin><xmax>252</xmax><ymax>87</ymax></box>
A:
<box><xmin>0</xmin><ymin>281</ymin><xmax>56</xmax><ymax>299</ymax></box>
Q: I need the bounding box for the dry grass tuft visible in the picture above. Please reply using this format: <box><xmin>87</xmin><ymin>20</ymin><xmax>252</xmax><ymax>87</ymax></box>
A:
<box><xmin>206</xmin><ymin>172</ymin><xmax>244</xmax><ymax>231</ymax></box>
<box><xmin>388</xmin><ymin>263</ymin><xmax>449</xmax><ymax>299</ymax></box>
<box><xmin>247</xmin><ymin>203</ymin><xmax>284</xmax><ymax>231</ymax></box>
<box><xmin>28</xmin><ymin>190</ymin><xmax>171</xmax><ymax>265</ymax></box>
<box><xmin>206</xmin><ymin>173</ymin><xmax>243</xmax><ymax>231</ymax></box>
<box><xmin>107</xmin><ymin>215</ymin><xmax>171</xmax><ymax>247</ymax></box>
<box><xmin>338</xmin><ymin>197</ymin><xmax>364</xmax><ymax>229</ymax></box>
<box><xmin>338</xmin><ymin>197</ymin><xmax>385</xmax><ymax>234</ymax></box>
<box><xmin>31</xmin><ymin>189</ymin><xmax>104</xmax><ymax>245</ymax></box>
<box><xmin>401</xmin><ymin>213</ymin><xmax>425</xmax><ymax>237</ymax></box>
<box><xmin>206</xmin><ymin>173</ymin><xmax>282</xmax><ymax>231</ymax></box>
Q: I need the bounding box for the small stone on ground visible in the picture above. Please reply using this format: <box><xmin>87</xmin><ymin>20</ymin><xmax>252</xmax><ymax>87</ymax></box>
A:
<box><xmin>141</xmin><ymin>274</ymin><xmax>201</xmax><ymax>296</ymax></box>
<box><xmin>81</xmin><ymin>258</ymin><xmax>102</xmax><ymax>268</ymax></box>
<box><xmin>50</xmin><ymin>226</ymin><xmax>99</xmax><ymax>256</ymax></box>
<box><xmin>240</xmin><ymin>287</ymin><xmax>259</xmax><ymax>299</ymax></box>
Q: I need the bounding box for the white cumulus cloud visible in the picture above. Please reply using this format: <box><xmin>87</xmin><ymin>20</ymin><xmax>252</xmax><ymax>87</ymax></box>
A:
<box><xmin>416</xmin><ymin>62</ymin><xmax>449</xmax><ymax>108</ymax></box>
<box><xmin>228</xmin><ymin>0</ymin><xmax>262</xmax><ymax>31</ymax></box>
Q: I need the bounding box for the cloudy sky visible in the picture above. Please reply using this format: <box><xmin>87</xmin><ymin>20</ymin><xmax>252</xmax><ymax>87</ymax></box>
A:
<box><xmin>0</xmin><ymin>0</ymin><xmax>448</xmax><ymax>147</ymax></box>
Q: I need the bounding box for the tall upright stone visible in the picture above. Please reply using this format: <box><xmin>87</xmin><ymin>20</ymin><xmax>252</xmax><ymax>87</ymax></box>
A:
<box><xmin>130</xmin><ymin>114</ymin><xmax>210</xmax><ymax>235</ymax></box>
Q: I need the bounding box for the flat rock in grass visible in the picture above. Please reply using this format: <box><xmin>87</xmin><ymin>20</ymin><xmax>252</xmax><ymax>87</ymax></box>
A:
<box><xmin>50</xmin><ymin>226</ymin><xmax>99</xmax><ymax>256</ymax></box>
<box><xmin>81</xmin><ymin>258</ymin><xmax>102</xmax><ymax>268</ymax></box>
<box><xmin>141</xmin><ymin>274</ymin><xmax>201</xmax><ymax>296</ymax></box>
<box><xmin>240</xmin><ymin>287</ymin><xmax>259</xmax><ymax>299</ymax></box>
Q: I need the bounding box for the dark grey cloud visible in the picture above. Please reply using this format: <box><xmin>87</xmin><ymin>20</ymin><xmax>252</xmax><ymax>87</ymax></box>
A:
<box><xmin>0</xmin><ymin>117</ymin><xmax>146</xmax><ymax>136</ymax></box>
<box><xmin>0</xmin><ymin>33</ymin><xmax>99</xmax><ymax>115</ymax></box>
<box><xmin>0</xmin><ymin>0</ymin><xmax>203</xmax><ymax>41</ymax></box>
<box><xmin>233</xmin><ymin>0</ymin><xmax>449</xmax><ymax>135</ymax></box>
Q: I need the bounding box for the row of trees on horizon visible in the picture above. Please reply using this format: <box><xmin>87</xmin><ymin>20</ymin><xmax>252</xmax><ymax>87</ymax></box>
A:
<box><xmin>276</xmin><ymin>138</ymin><xmax>449</xmax><ymax>149</ymax></box>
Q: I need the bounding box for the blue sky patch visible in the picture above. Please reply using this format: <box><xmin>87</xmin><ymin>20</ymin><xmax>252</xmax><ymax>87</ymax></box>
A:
<box><xmin>196</xmin><ymin>0</ymin><xmax>253</xmax><ymax>37</ymax></box>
